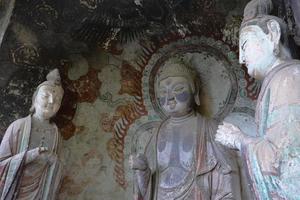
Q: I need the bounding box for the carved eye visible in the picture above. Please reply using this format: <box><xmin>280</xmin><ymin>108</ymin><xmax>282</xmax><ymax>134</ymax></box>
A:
<box><xmin>41</xmin><ymin>93</ymin><xmax>49</xmax><ymax>99</ymax></box>
<box><xmin>159</xmin><ymin>90</ymin><xmax>167</xmax><ymax>96</ymax></box>
<box><xmin>241</xmin><ymin>40</ymin><xmax>247</xmax><ymax>51</ymax></box>
<box><xmin>174</xmin><ymin>86</ymin><xmax>184</xmax><ymax>93</ymax></box>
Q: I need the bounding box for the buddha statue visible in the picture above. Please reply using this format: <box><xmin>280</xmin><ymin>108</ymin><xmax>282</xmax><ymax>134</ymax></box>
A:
<box><xmin>130</xmin><ymin>58</ymin><xmax>241</xmax><ymax>200</ymax></box>
<box><xmin>0</xmin><ymin>69</ymin><xmax>64</xmax><ymax>199</ymax></box>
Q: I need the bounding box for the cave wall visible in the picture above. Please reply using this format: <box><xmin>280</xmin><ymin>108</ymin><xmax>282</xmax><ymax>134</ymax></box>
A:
<box><xmin>0</xmin><ymin>0</ymin><xmax>257</xmax><ymax>199</ymax></box>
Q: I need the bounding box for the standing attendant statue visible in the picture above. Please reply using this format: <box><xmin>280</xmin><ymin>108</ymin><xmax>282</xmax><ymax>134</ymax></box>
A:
<box><xmin>130</xmin><ymin>59</ymin><xmax>241</xmax><ymax>200</ymax></box>
<box><xmin>0</xmin><ymin>69</ymin><xmax>64</xmax><ymax>200</ymax></box>
<box><xmin>216</xmin><ymin>6</ymin><xmax>300</xmax><ymax>200</ymax></box>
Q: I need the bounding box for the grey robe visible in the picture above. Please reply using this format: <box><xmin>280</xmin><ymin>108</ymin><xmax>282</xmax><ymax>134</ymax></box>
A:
<box><xmin>134</xmin><ymin>114</ymin><xmax>241</xmax><ymax>200</ymax></box>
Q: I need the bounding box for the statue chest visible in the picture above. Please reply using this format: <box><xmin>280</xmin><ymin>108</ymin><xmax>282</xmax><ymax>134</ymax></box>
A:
<box><xmin>29</xmin><ymin>125</ymin><xmax>56</xmax><ymax>151</ymax></box>
<box><xmin>157</xmin><ymin>122</ymin><xmax>197</xmax><ymax>189</ymax></box>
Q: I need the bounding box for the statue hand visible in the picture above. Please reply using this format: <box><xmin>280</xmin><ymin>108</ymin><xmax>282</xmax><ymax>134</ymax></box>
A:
<box><xmin>216</xmin><ymin>122</ymin><xmax>244</xmax><ymax>150</ymax></box>
<box><xmin>129</xmin><ymin>153</ymin><xmax>148</xmax><ymax>171</ymax></box>
<box><xmin>37</xmin><ymin>149</ymin><xmax>58</xmax><ymax>165</ymax></box>
<box><xmin>45</xmin><ymin>153</ymin><xmax>58</xmax><ymax>165</ymax></box>
<box><xmin>25</xmin><ymin>147</ymin><xmax>49</xmax><ymax>164</ymax></box>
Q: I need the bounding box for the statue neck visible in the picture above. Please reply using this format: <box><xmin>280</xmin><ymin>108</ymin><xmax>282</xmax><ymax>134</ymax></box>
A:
<box><xmin>32</xmin><ymin>114</ymin><xmax>50</xmax><ymax>126</ymax></box>
<box><xmin>169</xmin><ymin>111</ymin><xmax>196</xmax><ymax>124</ymax></box>
<box><xmin>265</xmin><ymin>44</ymin><xmax>292</xmax><ymax>77</ymax></box>
<box><xmin>265</xmin><ymin>45</ymin><xmax>292</xmax><ymax>78</ymax></box>
<box><xmin>265</xmin><ymin>57</ymin><xmax>286</xmax><ymax>76</ymax></box>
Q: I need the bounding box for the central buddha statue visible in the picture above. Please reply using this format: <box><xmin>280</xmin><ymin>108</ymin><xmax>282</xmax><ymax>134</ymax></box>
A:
<box><xmin>130</xmin><ymin>58</ymin><xmax>241</xmax><ymax>200</ymax></box>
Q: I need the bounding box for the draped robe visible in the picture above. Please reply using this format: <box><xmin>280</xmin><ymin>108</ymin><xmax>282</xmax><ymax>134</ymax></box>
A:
<box><xmin>133</xmin><ymin>114</ymin><xmax>241</xmax><ymax>200</ymax></box>
<box><xmin>242</xmin><ymin>60</ymin><xmax>300</xmax><ymax>199</ymax></box>
<box><xmin>0</xmin><ymin>115</ymin><xmax>63</xmax><ymax>200</ymax></box>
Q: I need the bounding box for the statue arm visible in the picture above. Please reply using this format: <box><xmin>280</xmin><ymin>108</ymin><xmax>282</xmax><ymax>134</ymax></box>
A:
<box><xmin>216</xmin><ymin>121</ymin><xmax>259</xmax><ymax>151</ymax></box>
<box><xmin>240</xmin><ymin>68</ymin><xmax>300</xmax><ymax>175</ymax></box>
<box><xmin>0</xmin><ymin>121</ymin><xmax>27</xmax><ymax>197</ymax></box>
<box><xmin>133</xmin><ymin>167</ymin><xmax>152</xmax><ymax>200</ymax></box>
<box><xmin>131</xmin><ymin>154</ymin><xmax>152</xmax><ymax>200</ymax></box>
<box><xmin>0</xmin><ymin>122</ymin><xmax>24</xmax><ymax>164</ymax></box>
<box><xmin>132</xmin><ymin>133</ymin><xmax>156</xmax><ymax>200</ymax></box>
<box><xmin>0</xmin><ymin>120</ymin><xmax>49</xmax><ymax>167</ymax></box>
<box><xmin>265</xmin><ymin>68</ymin><xmax>300</xmax><ymax>145</ymax></box>
<box><xmin>256</xmin><ymin>69</ymin><xmax>300</xmax><ymax>173</ymax></box>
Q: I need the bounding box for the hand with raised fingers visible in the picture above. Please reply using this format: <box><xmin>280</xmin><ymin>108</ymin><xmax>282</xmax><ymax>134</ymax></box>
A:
<box><xmin>129</xmin><ymin>153</ymin><xmax>148</xmax><ymax>171</ymax></box>
<box><xmin>216</xmin><ymin>122</ymin><xmax>244</xmax><ymax>150</ymax></box>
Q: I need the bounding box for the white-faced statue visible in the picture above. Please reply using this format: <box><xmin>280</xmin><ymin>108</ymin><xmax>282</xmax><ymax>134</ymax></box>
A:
<box><xmin>216</xmin><ymin>11</ymin><xmax>300</xmax><ymax>199</ymax></box>
<box><xmin>30</xmin><ymin>69</ymin><xmax>64</xmax><ymax>120</ymax></box>
<box><xmin>239</xmin><ymin>15</ymin><xmax>291</xmax><ymax>80</ymax></box>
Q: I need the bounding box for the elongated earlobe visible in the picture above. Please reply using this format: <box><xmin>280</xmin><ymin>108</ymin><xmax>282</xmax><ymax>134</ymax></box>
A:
<box><xmin>193</xmin><ymin>81</ymin><xmax>201</xmax><ymax>106</ymax></box>
<box><xmin>194</xmin><ymin>94</ymin><xmax>200</xmax><ymax>106</ymax></box>
<box><xmin>267</xmin><ymin>19</ymin><xmax>281</xmax><ymax>55</ymax></box>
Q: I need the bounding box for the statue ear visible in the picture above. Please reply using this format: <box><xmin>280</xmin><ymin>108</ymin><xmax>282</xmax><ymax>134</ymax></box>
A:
<box><xmin>193</xmin><ymin>80</ymin><xmax>201</xmax><ymax>106</ymax></box>
<box><xmin>267</xmin><ymin>19</ymin><xmax>281</xmax><ymax>48</ymax></box>
<box><xmin>30</xmin><ymin>90</ymin><xmax>38</xmax><ymax>113</ymax></box>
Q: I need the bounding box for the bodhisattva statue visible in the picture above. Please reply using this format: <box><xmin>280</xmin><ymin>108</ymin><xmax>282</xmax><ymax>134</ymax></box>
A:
<box><xmin>129</xmin><ymin>60</ymin><xmax>241</xmax><ymax>200</ymax></box>
<box><xmin>216</xmin><ymin>12</ymin><xmax>300</xmax><ymax>199</ymax></box>
<box><xmin>0</xmin><ymin>69</ymin><xmax>64</xmax><ymax>199</ymax></box>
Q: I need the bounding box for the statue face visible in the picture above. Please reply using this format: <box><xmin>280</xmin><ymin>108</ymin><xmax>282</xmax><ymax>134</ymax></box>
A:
<box><xmin>158</xmin><ymin>76</ymin><xmax>194</xmax><ymax>117</ymax></box>
<box><xmin>34</xmin><ymin>85</ymin><xmax>63</xmax><ymax>120</ymax></box>
<box><xmin>239</xmin><ymin>25</ymin><xmax>276</xmax><ymax>80</ymax></box>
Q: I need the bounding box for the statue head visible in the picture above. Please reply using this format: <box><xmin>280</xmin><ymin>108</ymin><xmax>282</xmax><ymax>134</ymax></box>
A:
<box><xmin>239</xmin><ymin>14</ymin><xmax>291</xmax><ymax>79</ymax></box>
<box><xmin>30</xmin><ymin>69</ymin><xmax>64</xmax><ymax>120</ymax></box>
<box><xmin>156</xmin><ymin>58</ymin><xmax>200</xmax><ymax>118</ymax></box>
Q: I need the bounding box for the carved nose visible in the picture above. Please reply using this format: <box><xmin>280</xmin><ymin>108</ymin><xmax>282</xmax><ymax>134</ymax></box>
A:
<box><xmin>239</xmin><ymin>52</ymin><xmax>246</xmax><ymax>64</ymax></box>
<box><xmin>167</xmin><ymin>96</ymin><xmax>175</xmax><ymax>105</ymax></box>
<box><xmin>239</xmin><ymin>45</ymin><xmax>247</xmax><ymax>64</ymax></box>
<box><xmin>48</xmin><ymin>95</ymin><xmax>54</xmax><ymax>103</ymax></box>
<box><xmin>166</xmin><ymin>90</ymin><xmax>175</xmax><ymax>105</ymax></box>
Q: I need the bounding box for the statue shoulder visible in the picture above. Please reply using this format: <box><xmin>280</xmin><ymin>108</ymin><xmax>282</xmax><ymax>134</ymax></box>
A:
<box><xmin>282</xmin><ymin>62</ymin><xmax>300</xmax><ymax>77</ymax></box>
<box><xmin>270</xmin><ymin>60</ymin><xmax>300</xmax><ymax>92</ymax></box>
<box><xmin>197</xmin><ymin>115</ymin><xmax>218</xmax><ymax>134</ymax></box>
<box><xmin>132</xmin><ymin>121</ymin><xmax>161</xmax><ymax>155</ymax></box>
<box><xmin>6</xmin><ymin>115</ymin><xmax>30</xmax><ymax>133</ymax></box>
<box><xmin>269</xmin><ymin>62</ymin><xmax>300</xmax><ymax>107</ymax></box>
<box><xmin>1</xmin><ymin>116</ymin><xmax>31</xmax><ymax>145</ymax></box>
<box><xmin>271</xmin><ymin>60</ymin><xmax>300</xmax><ymax>80</ymax></box>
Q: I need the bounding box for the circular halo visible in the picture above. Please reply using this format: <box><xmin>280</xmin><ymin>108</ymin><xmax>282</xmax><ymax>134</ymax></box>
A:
<box><xmin>144</xmin><ymin>39</ymin><xmax>239</xmax><ymax>121</ymax></box>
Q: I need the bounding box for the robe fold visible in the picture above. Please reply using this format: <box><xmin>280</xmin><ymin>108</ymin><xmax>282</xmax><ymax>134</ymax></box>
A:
<box><xmin>0</xmin><ymin>115</ymin><xmax>63</xmax><ymax>200</ymax></box>
<box><xmin>134</xmin><ymin>114</ymin><xmax>241</xmax><ymax>200</ymax></box>
<box><xmin>242</xmin><ymin>60</ymin><xmax>300</xmax><ymax>200</ymax></box>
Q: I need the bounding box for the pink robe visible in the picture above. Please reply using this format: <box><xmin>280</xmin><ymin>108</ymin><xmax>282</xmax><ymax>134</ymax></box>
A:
<box><xmin>0</xmin><ymin>115</ymin><xmax>63</xmax><ymax>200</ymax></box>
